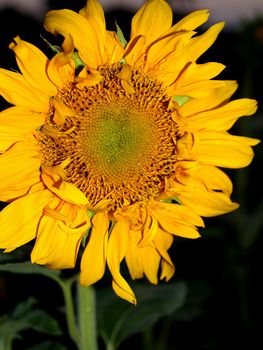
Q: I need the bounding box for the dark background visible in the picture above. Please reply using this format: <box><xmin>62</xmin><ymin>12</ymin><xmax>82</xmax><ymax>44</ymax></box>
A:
<box><xmin>0</xmin><ymin>1</ymin><xmax>263</xmax><ymax>349</ymax></box>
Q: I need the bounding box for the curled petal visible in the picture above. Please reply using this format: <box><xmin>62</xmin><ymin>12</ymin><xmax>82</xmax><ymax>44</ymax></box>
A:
<box><xmin>47</xmin><ymin>52</ymin><xmax>75</xmax><ymax>88</ymax></box>
<box><xmin>107</xmin><ymin>221</ymin><xmax>136</xmax><ymax>304</ymax></box>
<box><xmin>154</xmin><ymin>229</ymin><xmax>175</xmax><ymax>281</ymax></box>
<box><xmin>9</xmin><ymin>36</ymin><xmax>57</xmax><ymax>96</ymax></box>
<box><xmin>169</xmin><ymin>176</ymin><xmax>239</xmax><ymax>217</ymax></box>
<box><xmin>44</xmin><ymin>9</ymin><xmax>105</xmax><ymax>68</ymax></box>
<box><xmin>139</xmin><ymin>215</ymin><xmax>158</xmax><ymax>247</ymax></box>
<box><xmin>31</xmin><ymin>214</ymin><xmax>84</xmax><ymax>269</ymax></box>
<box><xmin>149</xmin><ymin>201</ymin><xmax>203</xmax><ymax>238</ymax></box>
<box><xmin>41</xmin><ymin>166</ymin><xmax>89</xmax><ymax>205</ymax></box>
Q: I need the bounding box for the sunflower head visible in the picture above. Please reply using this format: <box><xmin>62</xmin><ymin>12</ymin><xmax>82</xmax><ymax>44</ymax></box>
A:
<box><xmin>0</xmin><ymin>0</ymin><xmax>259</xmax><ymax>304</ymax></box>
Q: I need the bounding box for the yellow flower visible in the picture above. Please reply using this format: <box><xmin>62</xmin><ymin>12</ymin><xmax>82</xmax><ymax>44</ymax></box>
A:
<box><xmin>0</xmin><ymin>0</ymin><xmax>259</xmax><ymax>304</ymax></box>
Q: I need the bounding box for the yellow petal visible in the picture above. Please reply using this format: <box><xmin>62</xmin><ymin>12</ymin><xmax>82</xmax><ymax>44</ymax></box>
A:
<box><xmin>62</xmin><ymin>33</ymin><xmax>74</xmax><ymax>54</ymax></box>
<box><xmin>173</xmin><ymin>181</ymin><xmax>239</xmax><ymax>217</ymax></box>
<box><xmin>125</xmin><ymin>230</ymin><xmax>144</xmax><ymax>280</ymax></box>
<box><xmin>124</xmin><ymin>35</ymin><xmax>146</xmax><ymax>66</ymax></box>
<box><xmin>116</xmin><ymin>63</ymin><xmax>132</xmax><ymax>81</ymax></box>
<box><xmin>44</xmin><ymin>9</ymin><xmax>105</xmax><ymax>68</ymax></box>
<box><xmin>106</xmin><ymin>31</ymin><xmax>125</xmax><ymax>64</ymax></box>
<box><xmin>47</xmin><ymin>52</ymin><xmax>75</xmax><ymax>88</ymax></box>
<box><xmin>80</xmin><ymin>212</ymin><xmax>109</xmax><ymax>285</ymax></box>
<box><xmin>180</xmin><ymin>81</ymin><xmax>238</xmax><ymax>116</ymax></box>
<box><xmin>153</xmin><ymin>229</ymin><xmax>175</xmax><ymax>281</ymax></box>
<box><xmin>160</xmin><ymin>259</ymin><xmax>175</xmax><ymax>282</ymax></box>
<box><xmin>50</xmin><ymin>97</ymin><xmax>76</xmax><ymax>125</ymax></box>
<box><xmin>187</xmin><ymin>98</ymin><xmax>258</xmax><ymax>131</ymax></box>
<box><xmin>195</xmin><ymin>165</ymin><xmax>233</xmax><ymax>196</ymax></box>
<box><xmin>107</xmin><ymin>221</ymin><xmax>136</xmax><ymax>304</ymax></box>
<box><xmin>168</xmin><ymin>61</ymin><xmax>226</xmax><ymax>95</ymax></box>
<box><xmin>185</xmin><ymin>22</ymin><xmax>225</xmax><ymax>62</ymax></box>
<box><xmin>76</xmin><ymin>69</ymin><xmax>103</xmax><ymax>89</ymax></box>
<box><xmin>140</xmin><ymin>246</ymin><xmax>160</xmax><ymax>284</ymax></box>
<box><xmin>182</xmin><ymin>62</ymin><xmax>226</xmax><ymax>82</ymax></box>
<box><xmin>0</xmin><ymin>141</ymin><xmax>41</xmax><ymax>202</ymax></box>
<box><xmin>172</xmin><ymin>9</ymin><xmax>210</xmax><ymax>31</ymax></box>
<box><xmin>31</xmin><ymin>214</ymin><xmax>84</xmax><ymax>269</ymax></box>
<box><xmin>0</xmin><ymin>106</ymin><xmax>44</xmax><ymax>152</ymax></box>
<box><xmin>80</xmin><ymin>1</ymin><xmax>124</xmax><ymax>64</ymax></box>
<box><xmin>31</xmin><ymin>198</ymin><xmax>90</xmax><ymax>268</ymax></box>
<box><xmin>167</xmin><ymin>162</ymin><xmax>239</xmax><ymax>217</ymax></box>
<box><xmin>149</xmin><ymin>202</ymin><xmax>203</xmax><ymax>239</ymax></box>
<box><xmin>126</xmin><ymin>235</ymin><xmax>162</xmax><ymax>284</ymax></box>
<box><xmin>131</xmin><ymin>0</ymin><xmax>173</xmax><ymax>45</ymax></box>
<box><xmin>9</xmin><ymin>36</ymin><xmax>57</xmax><ymax>96</ymax></box>
<box><xmin>196</xmin><ymin>130</ymin><xmax>260</xmax><ymax>168</ymax></box>
<box><xmin>41</xmin><ymin>166</ymin><xmax>89</xmax><ymax>205</ymax></box>
<box><xmin>0</xmin><ymin>69</ymin><xmax>49</xmax><ymax>112</ymax></box>
<box><xmin>139</xmin><ymin>215</ymin><xmax>158</xmax><ymax>247</ymax></box>
<box><xmin>169</xmin><ymin>80</ymin><xmax>227</xmax><ymax>99</ymax></box>
<box><xmin>79</xmin><ymin>0</ymin><xmax>105</xmax><ymax>32</ymax></box>
<box><xmin>0</xmin><ymin>190</ymin><xmax>54</xmax><ymax>250</ymax></box>
<box><xmin>155</xmin><ymin>47</ymin><xmax>188</xmax><ymax>86</ymax></box>
<box><xmin>146</xmin><ymin>31</ymin><xmax>195</xmax><ymax>71</ymax></box>
<box><xmin>153</xmin><ymin>201</ymin><xmax>204</xmax><ymax>226</ymax></box>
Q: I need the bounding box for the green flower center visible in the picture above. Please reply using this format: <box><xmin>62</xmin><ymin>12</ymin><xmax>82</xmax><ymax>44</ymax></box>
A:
<box><xmin>80</xmin><ymin>98</ymin><xmax>155</xmax><ymax>183</ymax></box>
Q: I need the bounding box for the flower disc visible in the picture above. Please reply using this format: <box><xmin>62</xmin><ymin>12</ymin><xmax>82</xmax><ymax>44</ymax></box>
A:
<box><xmin>39</xmin><ymin>64</ymin><xmax>179</xmax><ymax>211</ymax></box>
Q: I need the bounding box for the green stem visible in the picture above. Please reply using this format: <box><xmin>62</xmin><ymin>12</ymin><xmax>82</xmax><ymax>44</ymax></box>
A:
<box><xmin>61</xmin><ymin>280</ymin><xmax>80</xmax><ymax>346</ymax></box>
<box><xmin>0</xmin><ymin>338</ymin><xmax>12</xmax><ymax>350</ymax></box>
<box><xmin>77</xmin><ymin>284</ymin><xmax>98</xmax><ymax>350</ymax></box>
<box><xmin>106</xmin><ymin>342</ymin><xmax>116</xmax><ymax>350</ymax></box>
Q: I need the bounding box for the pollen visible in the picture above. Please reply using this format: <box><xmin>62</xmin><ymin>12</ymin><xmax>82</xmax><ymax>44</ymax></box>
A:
<box><xmin>38</xmin><ymin>64</ymin><xmax>179</xmax><ymax>211</ymax></box>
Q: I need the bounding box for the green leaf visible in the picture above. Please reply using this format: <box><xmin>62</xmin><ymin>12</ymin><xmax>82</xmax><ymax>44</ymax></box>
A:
<box><xmin>172</xmin><ymin>280</ymin><xmax>213</xmax><ymax>322</ymax></box>
<box><xmin>173</xmin><ymin>95</ymin><xmax>191</xmax><ymax>107</ymax></box>
<box><xmin>0</xmin><ymin>253</ymin><xmax>15</xmax><ymax>263</ymax></box>
<box><xmin>40</xmin><ymin>34</ymin><xmax>61</xmax><ymax>54</ymax></box>
<box><xmin>0</xmin><ymin>298</ymin><xmax>62</xmax><ymax>348</ymax></box>
<box><xmin>24</xmin><ymin>310</ymin><xmax>62</xmax><ymax>336</ymax></box>
<box><xmin>1</xmin><ymin>298</ymin><xmax>62</xmax><ymax>335</ymax></box>
<box><xmin>0</xmin><ymin>318</ymin><xmax>23</xmax><ymax>345</ymax></box>
<box><xmin>115</xmin><ymin>22</ymin><xmax>127</xmax><ymax>48</ymax></box>
<box><xmin>97</xmin><ymin>282</ymin><xmax>187</xmax><ymax>349</ymax></box>
<box><xmin>11</xmin><ymin>297</ymin><xmax>37</xmax><ymax>318</ymax></box>
<box><xmin>0</xmin><ymin>262</ymin><xmax>62</xmax><ymax>285</ymax></box>
<box><xmin>10</xmin><ymin>297</ymin><xmax>61</xmax><ymax>335</ymax></box>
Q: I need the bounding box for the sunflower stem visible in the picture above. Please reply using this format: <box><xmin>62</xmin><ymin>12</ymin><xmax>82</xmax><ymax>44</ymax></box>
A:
<box><xmin>77</xmin><ymin>283</ymin><xmax>98</xmax><ymax>350</ymax></box>
<box><xmin>61</xmin><ymin>280</ymin><xmax>80</xmax><ymax>346</ymax></box>
<box><xmin>106</xmin><ymin>342</ymin><xmax>116</xmax><ymax>350</ymax></box>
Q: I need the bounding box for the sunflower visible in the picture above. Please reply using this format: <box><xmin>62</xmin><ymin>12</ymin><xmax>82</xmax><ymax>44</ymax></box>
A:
<box><xmin>0</xmin><ymin>0</ymin><xmax>259</xmax><ymax>304</ymax></box>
